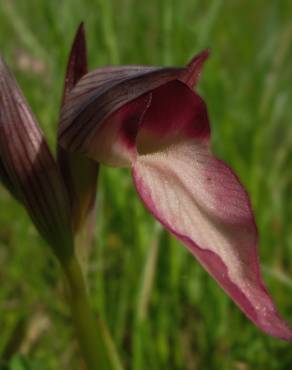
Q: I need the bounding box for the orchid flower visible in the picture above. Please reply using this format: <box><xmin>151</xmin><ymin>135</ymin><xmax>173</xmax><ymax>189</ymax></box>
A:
<box><xmin>0</xmin><ymin>24</ymin><xmax>98</xmax><ymax>261</ymax></box>
<box><xmin>58</xmin><ymin>36</ymin><xmax>291</xmax><ymax>340</ymax></box>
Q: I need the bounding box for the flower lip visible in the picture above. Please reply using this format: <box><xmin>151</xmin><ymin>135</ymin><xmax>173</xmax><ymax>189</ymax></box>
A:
<box><xmin>130</xmin><ymin>80</ymin><xmax>292</xmax><ymax>340</ymax></box>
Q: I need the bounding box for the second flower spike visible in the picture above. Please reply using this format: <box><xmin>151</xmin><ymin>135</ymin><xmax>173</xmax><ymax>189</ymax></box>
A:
<box><xmin>0</xmin><ymin>24</ymin><xmax>99</xmax><ymax>261</ymax></box>
<box><xmin>0</xmin><ymin>56</ymin><xmax>73</xmax><ymax>260</ymax></box>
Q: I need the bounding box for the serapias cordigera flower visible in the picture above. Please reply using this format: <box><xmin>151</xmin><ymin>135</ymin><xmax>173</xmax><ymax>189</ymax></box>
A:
<box><xmin>0</xmin><ymin>24</ymin><xmax>98</xmax><ymax>261</ymax></box>
<box><xmin>58</xmin><ymin>30</ymin><xmax>292</xmax><ymax>339</ymax></box>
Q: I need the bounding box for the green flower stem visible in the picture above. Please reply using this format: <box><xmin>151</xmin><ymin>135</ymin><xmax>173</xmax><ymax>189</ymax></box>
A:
<box><xmin>62</xmin><ymin>255</ymin><xmax>113</xmax><ymax>370</ymax></box>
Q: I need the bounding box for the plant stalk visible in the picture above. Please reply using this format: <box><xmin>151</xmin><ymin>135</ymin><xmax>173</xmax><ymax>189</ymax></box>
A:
<box><xmin>62</xmin><ymin>255</ymin><xmax>112</xmax><ymax>370</ymax></box>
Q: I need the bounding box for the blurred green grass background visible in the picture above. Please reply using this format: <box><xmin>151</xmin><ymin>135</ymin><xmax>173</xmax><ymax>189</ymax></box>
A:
<box><xmin>0</xmin><ymin>0</ymin><xmax>292</xmax><ymax>369</ymax></box>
